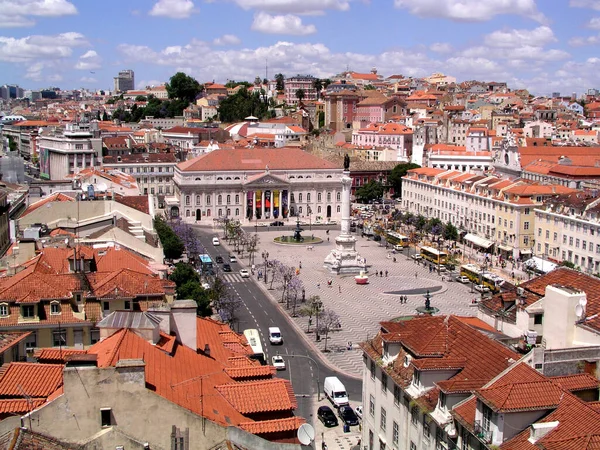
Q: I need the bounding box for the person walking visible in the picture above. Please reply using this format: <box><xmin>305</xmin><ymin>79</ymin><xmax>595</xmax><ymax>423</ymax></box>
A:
<box><xmin>415</xmin><ymin>272</ymin><xmax>418</xmax><ymax>279</ymax></box>
<box><xmin>385</xmin><ymin>270</ymin><xmax>388</xmax><ymax>277</ymax></box>
<box><xmin>380</xmin><ymin>270</ymin><xmax>383</xmax><ymax>277</ymax></box>
<box><xmin>338</xmin><ymin>285</ymin><xmax>342</xmax><ymax>293</ymax></box>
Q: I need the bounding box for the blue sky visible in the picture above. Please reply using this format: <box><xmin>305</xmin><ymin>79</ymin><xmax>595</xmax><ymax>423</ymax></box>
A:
<box><xmin>1</xmin><ymin>0</ymin><xmax>600</xmax><ymax>96</ymax></box>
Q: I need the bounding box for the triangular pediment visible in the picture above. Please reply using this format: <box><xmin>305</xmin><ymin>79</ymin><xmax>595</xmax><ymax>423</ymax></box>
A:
<box><xmin>243</xmin><ymin>172</ymin><xmax>289</xmax><ymax>187</ymax></box>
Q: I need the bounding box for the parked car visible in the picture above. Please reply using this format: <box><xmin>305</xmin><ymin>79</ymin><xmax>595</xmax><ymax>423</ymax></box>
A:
<box><xmin>456</xmin><ymin>275</ymin><xmax>470</xmax><ymax>283</ymax></box>
<box><xmin>270</xmin><ymin>221</ymin><xmax>284</xmax><ymax>226</ymax></box>
<box><xmin>393</xmin><ymin>245</ymin><xmax>404</xmax><ymax>252</ymax></box>
<box><xmin>240</xmin><ymin>269</ymin><xmax>250</xmax><ymax>278</ymax></box>
<box><xmin>229</xmin><ymin>255</ymin><xmax>237</xmax><ymax>263</ymax></box>
<box><xmin>474</xmin><ymin>284</ymin><xmax>490</xmax><ymax>293</ymax></box>
<box><xmin>337</xmin><ymin>405</ymin><xmax>360</xmax><ymax>426</ymax></box>
<box><xmin>317</xmin><ymin>406</ymin><xmax>338</xmax><ymax>427</ymax></box>
<box><xmin>411</xmin><ymin>254</ymin><xmax>423</xmax><ymax>261</ymax></box>
<box><xmin>271</xmin><ymin>355</ymin><xmax>286</xmax><ymax>370</ymax></box>
<box><xmin>222</xmin><ymin>264</ymin><xmax>232</xmax><ymax>272</ymax></box>
<box><xmin>354</xmin><ymin>405</ymin><xmax>363</xmax><ymax>420</ymax></box>
<box><xmin>215</xmin><ymin>256</ymin><xmax>224</xmax><ymax>264</ymax></box>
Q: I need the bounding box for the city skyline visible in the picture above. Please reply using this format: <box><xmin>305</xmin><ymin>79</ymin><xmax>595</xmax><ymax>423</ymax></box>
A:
<box><xmin>0</xmin><ymin>1</ymin><xmax>599</xmax><ymax>95</ymax></box>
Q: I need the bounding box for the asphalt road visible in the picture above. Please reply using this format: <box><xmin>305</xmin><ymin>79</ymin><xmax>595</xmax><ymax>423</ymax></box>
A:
<box><xmin>193</xmin><ymin>227</ymin><xmax>362</xmax><ymax>424</ymax></box>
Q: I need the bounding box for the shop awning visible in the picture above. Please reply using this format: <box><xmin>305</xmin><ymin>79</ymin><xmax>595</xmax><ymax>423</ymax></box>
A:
<box><xmin>498</xmin><ymin>244</ymin><xmax>513</xmax><ymax>252</ymax></box>
<box><xmin>464</xmin><ymin>233</ymin><xmax>494</xmax><ymax>249</ymax></box>
<box><xmin>520</xmin><ymin>249</ymin><xmax>532</xmax><ymax>255</ymax></box>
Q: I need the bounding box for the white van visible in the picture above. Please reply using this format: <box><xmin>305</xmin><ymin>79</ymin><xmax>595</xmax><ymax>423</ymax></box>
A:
<box><xmin>268</xmin><ymin>327</ymin><xmax>283</xmax><ymax>345</ymax></box>
<box><xmin>323</xmin><ymin>376</ymin><xmax>349</xmax><ymax>408</ymax></box>
<box><xmin>212</xmin><ymin>237</ymin><xmax>220</xmax><ymax>246</ymax></box>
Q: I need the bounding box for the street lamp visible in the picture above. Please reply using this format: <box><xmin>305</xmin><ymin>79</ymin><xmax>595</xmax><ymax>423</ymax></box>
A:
<box><xmin>307</xmin><ymin>205</ymin><xmax>312</xmax><ymax>231</ymax></box>
<box><xmin>314</xmin><ymin>299</ymin><xmax>323</xmax><ymax>342</ymax></box>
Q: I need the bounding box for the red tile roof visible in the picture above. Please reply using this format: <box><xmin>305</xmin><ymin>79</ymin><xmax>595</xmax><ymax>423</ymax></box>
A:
<box><xmin>33</xmin><ymin>348</ymin><xmax>87</xmax><ymax>364</ymax></box>
<box><xmin>238</xmin><ymin>417</ymin><xmax>305</xmax><ymax>435</ymax></box>
<box><xmin>0</xmin><ymin>332</ymin><xmax>30</xmax><ymax>354</ymax></box>
<box><xmin>178</xmin><ymin>148</ymin><xmax>338</xmax><ymax>172</ymax></box>
<box><xmin>215</xmin><ymin>379</ymin><xmax>297</xmax><ymax>414</ymax></box>
<box><xmin>114</xmin><ymin>195</ymin><xmax>150</xmax><ymax>214</ymax></box>
<box><xmin>0</xmin><ymin>362</ymin><xmax>63</xmax><ymax>398</ymax></box>
<box><xmin>550</xmin><ymin>373</ymin><xmax>600</xmax><ymax>392</ymax></box>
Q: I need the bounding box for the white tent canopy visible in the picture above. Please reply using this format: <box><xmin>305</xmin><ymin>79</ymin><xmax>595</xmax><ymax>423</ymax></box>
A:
<box><xmin>464</xmin><ymin>233</ymin><xmax>494</xmax><ymax>249</ymax></box>
<box><xmin>524</xmin><ymin>256</ymin><xmax>557</xmax><ymax>274</ymax></box>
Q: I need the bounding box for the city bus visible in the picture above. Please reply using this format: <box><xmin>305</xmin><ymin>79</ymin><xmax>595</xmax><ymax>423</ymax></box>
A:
<box><xmin>386</xmin><ymin>231</ymin><xmax>410</xmax><ymax>248</ymax></box>
<box><xmin>460</xmin><ymin>264</ymin><xmax>505</xmax><ymax>293</ymax></box>
<box><xmin>420</xmin><ymin>246</ymin><xmax>448</xmax><ymax>265</ymax></box>
<box><xmin>199</xmin><ymin>254</ymin><xmax>213</xmax><ymax>274</ymax></box>
<box><xmin>243</xmin><ymin>329</ymin><xmax>265</xmax><ymax>364</ymax></box>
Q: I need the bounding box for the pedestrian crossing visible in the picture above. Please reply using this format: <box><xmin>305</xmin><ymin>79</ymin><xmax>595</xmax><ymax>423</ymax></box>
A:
<box><xmin>221</xmin><ymin>273</ymin><xmax>246</xmax><ymax>283</ymax></box>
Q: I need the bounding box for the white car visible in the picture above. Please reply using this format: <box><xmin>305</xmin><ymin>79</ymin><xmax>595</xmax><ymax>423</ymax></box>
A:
<box><xmin>474</xmin><ymin>284</ymin><xmax>491</xmax><ymax>293</ymax></box>
<box><xmin>411</xmin><ymin>254</ymin><xmax>423</xmax><ymax>260</ymax></box>
<box><xmin>212</xmin><ymin>237</ymin><xmax>220</xmax><ymax>246</ymax></box>
<box><xmin>271</xmin><ymin>355</ymin><xmax>286</xmax><ymax>370</ymax></box>
<box><xmin>456</xmin><ymin>276</ymin><xmax>470</xmax><ymax>283</ymax></box>
<box><xmin>229</xmin><ymin>255</ymin><xmax>237</xmax><ymax>263</ymax></box>
<box><xmin>240</xmin><ymin>269</ymin><xmax>250</xmax><ymax>278</ymax></box>
<box><xmin>354</xmin><ymin>405</ymin><xmax>363</xmax><ymax>420</ymax></box>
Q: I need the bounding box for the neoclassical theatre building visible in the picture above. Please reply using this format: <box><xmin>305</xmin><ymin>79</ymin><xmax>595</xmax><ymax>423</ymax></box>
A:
<box><xmin>173</xmin><ymin>148</ymin><xmax>344</xmax><ymax>223</ymax></box>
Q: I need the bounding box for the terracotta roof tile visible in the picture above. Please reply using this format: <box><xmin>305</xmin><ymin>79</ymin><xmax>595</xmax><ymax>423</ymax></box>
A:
<box><xmin>178</xmin><ymin>148</ymin><xmax>339</xmax><ymax>172</ymax></box>
<box><xmin>224</xmin><ymin>365</ymin><xmax>277</xmax><ymax>380</ymax></box>
<box><xmin>549</xmin><ymin>373</ymin><xmax>600</xmax><ymax>392</ymax></box>
<box><xmin>238</xmin><ymin>417</ymin><xmax>305</xmax><ymax>435</ymax></box>
<box><xmin>0</xmin><ymin>398</ymin><xmax>46</xmax><ymax>415</ymax></box>
<box><xmin>215</xmin><ymin>379</ymin><xmax>297</xmax><ymax>414</ymax></box>
<box><xmin>33</xmin><ymin>348</ymin><xmax>87</xmax><ymax>364</ymax></box>
<box><xmin>476</xmin><ymin>379</ymin><xmax>564</xmax><ymax>412</ymax></box>
<box><xmin>0</xmin><ymin>362</ymin><xmax>63</xmax><ymax>398</ymax></box>
<box><xmin>0</xmin><ymin>332</ymin><xmax>30</xmax><ymax>354</ymax></box>
<box><xmin>114</xmin><ymin>195</ymin><xmax>149</xmax><ymax>214</ymax></box>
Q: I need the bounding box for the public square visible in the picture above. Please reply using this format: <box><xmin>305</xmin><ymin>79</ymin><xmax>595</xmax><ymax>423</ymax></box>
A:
<box><xmin>226</xmin><ymin>225</ymin><xmax>488</xmax><ymax>378</ymax></box>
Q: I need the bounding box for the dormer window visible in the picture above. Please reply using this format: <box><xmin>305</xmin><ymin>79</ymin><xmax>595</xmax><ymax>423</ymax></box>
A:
<box><xmin>413</xmin><ymin>369</ymin><xmax>421</xmax><ymax>386</ymax></box>
<box><xmin>50</xmin><ymin>302</ymin><xmax>61</xmax><ymax>315</ymax></box>
<box><xmin>439</xmin><ymin>391</ymin><xmax>447</xmax><ymax>409</ymax></box>
<box><xmin>0</xmin><ymin>303</ymin><xmax>8</xmax><ymax>317</ymax></box>
<box><xmin>21</xmin><ymin>305</ymin><xmax>35</xmax><ymax>319</ymax></box>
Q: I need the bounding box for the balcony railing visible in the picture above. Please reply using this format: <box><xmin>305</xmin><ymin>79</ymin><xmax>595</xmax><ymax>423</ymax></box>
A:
<box><xmin>474</xmin><ymin>420</ymin><xmax>492</xmax><ymax>444</ymax></box>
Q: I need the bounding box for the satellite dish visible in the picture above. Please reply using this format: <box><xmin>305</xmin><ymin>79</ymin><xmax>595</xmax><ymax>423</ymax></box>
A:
<box><xmin>580</xmin><ymin>297</ymin><xmax>588</xmax><ymax>307</ymax></box>
<box><xmin>575</xmin><ymin>304</ymin><xmax>584</xmax><ymax>320</ymax></box>
<box><xmin>64</xmin><ymin>238</ymin><xmax>69</xmax><ymax>245</ymax></box>
<box><xmin>297</xmin><ymin>423</ymin><xmax>315</xmax><ymax>445</ymax></box>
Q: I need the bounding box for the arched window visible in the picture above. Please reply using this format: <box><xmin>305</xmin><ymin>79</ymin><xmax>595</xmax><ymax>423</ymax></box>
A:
<box><xmin>217</xmin><ymin>177</ymin><xmax>223</xmax><ymax>180</ymax></box>
<box><xmin>186</xmin><ymin>210</ymin><xmax>190</xmax><ymax>217</ymax></box>
<box><xmin>235</xmin><ymin>194</ymin><xmax>240</xmax><ymax>204</ymax></box>
<box><xmin>226</xmin><ymin>177</ymin><xmax>231</xmax><ymax>180</ymax></box>
<box><xmin>235</xmin><ymin>208</ymin><xmax>239</xmax><ymax>216</ymax></box>
<box><xmin>218</xmin><ymin>209</ymin><xmax>222</xmax><ymax>217</ymax></box>
<box><xmin>207</xmin><ymin>209</ymin><xmax>211</xmax><ymax>217</ymax></box>
<box><xmin>299</xmin><ymin>206</ymin><xmax>303</xmax><ymax>214</ymax></box>
<box><xmin>298</xmin><ymin>193</ymin><xmax>303</xmax><ymax>202</ymax></box>
<box><xmin>307</xmin><ymin>193</ymin><xmax>311</xmax><ymax>202</ymax></box>
<box><xmin>326</xmin><ymin>175</ymin><xmax>332</xmax><ymax>178</ymax></box>
<box><xmin>185</xmin><ymin>195</ymin><xmax>190</xmax><ymax>206</ymax></box>
<box><xmin>206</xmin><ymin>195</ymin><xmax>211</xmax><ymax>205</ymax></box>
<box><xmin>226</xmin><ymin>195</ymin><xmax>231</xmax><ymax>204</ymax></box>
<box><xmin>327</xmin><ymin>192</ymin><xmax>331</xmax><ymax>202</ymax></box>
<box><xmin>298</xmin><ymin>176</ymin><xmax>304</xmax><ymax>179</ymax></box>
<box><xmin>234</xmin><ymin>176</ymin><xmax>240</xmax><ymax>180</ymax></box>
<box><xmin>218</xmin><ymin>195</ymin><xmax>222</xmax><ymax>205</ymax></box>
<box><xmin>0</xmin><ymin>303</ymin><xmax>8</xmax><ymax>317</ymax></box>
<box><xmin>318</xmin><ymin>193</ymin><xmax>322</xmax><ymax>202</ymax></box>
<box><xmin>227</xmin><ymin>208</ymin><xmax>231</xmax><ymax>216</ymax></box>
<box><xmin>50</xmin><ymin>301</ymin><xmax>61</xmax><ymax>315</ymax></box>
<box><xmin>195</xmin><ymin>177</ymin><xmax>201</xmax><ymax>181</ymax></box>
<box><xmin>336</xmin><ymin>192</ymin><xmax>341</xmax><ymax>201</ymax></box>
<box><xmin>337</xmin><ymin>205</ymin><xmax>341</xmax><ymax>213</ymax></box>
<box><xmin>289</xmin><ymin>175</ymin><xmax>295</xmax><ymax>179</ymax></box>
<box><xmin>318</xmin><ymin>206</ymin><xmax>322</xmax><ymax>213</ymax></box>
<box><xmin>195</xmin><ymin>195</ymin><xmax>201</xmax><ymax>205</ymax></box>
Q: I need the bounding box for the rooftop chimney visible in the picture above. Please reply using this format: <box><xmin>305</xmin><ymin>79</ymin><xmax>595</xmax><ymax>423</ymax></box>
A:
<box><xmin>528</xmin><ymin>421</ymin><xmax>559</xmax><ymax>444</ymax></box>
<box><xmin>170</xmin><ymin>300</ymin><xmax>197</xmax><ymax>350</ymax></box>
<box><xmin>203</xmin><ymin>344</ymin><xmax>211</xmax><ymax>358</ymax></box>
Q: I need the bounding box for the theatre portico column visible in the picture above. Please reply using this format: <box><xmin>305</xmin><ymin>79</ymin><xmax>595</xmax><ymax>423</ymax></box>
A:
<box><xmin>261</xmin><ymin>190</ymin><xmax>265</xmax><ymax>219</ymax></box>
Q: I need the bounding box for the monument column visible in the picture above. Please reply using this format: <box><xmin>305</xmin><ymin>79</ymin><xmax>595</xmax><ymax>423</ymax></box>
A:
<box><xmin>340</xmin><ymin>172</ymin><xmax>352</xmax><ymax>236</ymax></box>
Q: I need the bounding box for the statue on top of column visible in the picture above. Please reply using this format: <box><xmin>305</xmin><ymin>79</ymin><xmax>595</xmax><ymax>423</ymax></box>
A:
<box><xmin>343</xmin><ymin>153</ymin><xmax>350</xmax><ymax>171</ymax></box>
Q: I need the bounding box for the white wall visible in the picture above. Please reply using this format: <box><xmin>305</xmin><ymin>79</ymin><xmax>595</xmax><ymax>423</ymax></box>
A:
<box><xmin>542</xmin><ymin>285</ymin><xmax>585</xmax><ymax>349</ymax></box>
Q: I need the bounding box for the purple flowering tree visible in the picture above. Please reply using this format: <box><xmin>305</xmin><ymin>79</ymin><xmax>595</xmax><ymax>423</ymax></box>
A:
<box><xmin>317</xmin><ymin>308</ymin><xmax>341</xmax><ymax>352</ymax></box>
<box><xmin>286</xmin><ymin>275</ymin><xmax>304</xmax><ymax>315</ymax></box>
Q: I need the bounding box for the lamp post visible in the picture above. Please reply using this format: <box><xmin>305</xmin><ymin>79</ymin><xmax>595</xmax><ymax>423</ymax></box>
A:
<box><xmin>288</xmin><ymin>353</ymin><xmax>321</xmax><ymax>400</ymax></box>
<box><xmin>307</xmin><ymin>205</ymin><xmax>312</xmax><ymax>231</ymax></box>
<box><xmin>263</xmin><ymin>251</ymin><xmax>269</xmax><ymax>285</ymax></box>
<box><xmin>314</xmin><ymin>298</ymin><xmax>323</xmax><ymax>342</ymax></box>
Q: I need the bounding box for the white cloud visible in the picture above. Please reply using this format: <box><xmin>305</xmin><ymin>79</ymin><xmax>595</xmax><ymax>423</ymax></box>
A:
<box><xmin>231</xmin><ymin>0</ymin><xmax>350</xmax><ymax>15</ymax></box>
<box><xmin>483</xmin><ymin>26</ymin><xmax>556</xmax><ymax>48</ymax></box>
<box><xmin>24</xmin><ymin>60</ymin><xmax>63</xmax><ymax>82</ymax></box>
<box><xmin>0</xmin><ymin>32</ymin><xmax>88</xmax><ymax>62</ymax></box>
<box><xmin>80</xmin><ymin>76</ymin><xmax>98</xmax><ymax>83</ymax></box>
<box><xmin>393</xmin><ymin>0</ymin><xmax>546</xmax><ymax>23</ymax></box>
<box><xmin>0</xmin><ymin>0</ymin><xmax>77</xmax><ymax>27</ymax></box>
<box><xmin>213</xmin><ymin>34</ymin><xmax>241</xmax><ymax>46</ymax></box>
<box><xmin>429</xmin><ymin>42</ymin><xmax>452</xmax><ymax>53</ymax></box>
<box><xmin>586</xmin><ymin>17</ymin><xmax>600</xmax><ymax>29</ymax></box>
<box><xmin>251</xmin><ymin>12</ymin><xmax>317</xmax><ymax>35</ymax></box>
<box><xmin>570</xmin><ymin>0</ymin><xmax>600</xmax><ymax>9</ymax></box>
<box><xmin>569</xmin><ymin>34</ymin><xmax>600</xmax><ymax>46</ymax></box>
<box><xmin>74</xmin><ymin>49</ymin><xmax>102</xmax><ymax>70</ymax></box>
<box><xmin>149</xmin><ymin>0</ymin><xmax>196</xmax><ymax>18</ymax></box>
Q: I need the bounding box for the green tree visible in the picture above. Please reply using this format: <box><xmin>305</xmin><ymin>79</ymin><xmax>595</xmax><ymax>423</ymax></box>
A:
<box><xmin>355</xmin><ymin>180</ymin><xmax>384</xmax><ymax>203</ymax></box>
<box><xmin>275</xmin><ymin>73</ymin><xmax>285</xmax><ymax>92</ymax></box>
<box><xmin>318</xmin><ymin>111</ymin><xmax>325</xmax><ymax>128</ymax></box>
<box><xmin>323</xmin><ymin>79</ymin><xmax>332</xmax><ymax>88</ymax></box>
<box><xmin>364</xmin><ymin>84</ymin><xmax>376</xmax><ymax>90</ymax></box>
<box><xmin>101</xmin><ymin>111</ymin><xmax>108</xmax><ymax>121</ymax></box>
<box><xmin>166</xmin><ymin>72</ymin><xmax>202</xmax><ymax>103</ymax></box>
<box><xmin>443</xmin><ymin>222</ymin><xmax>459</xmax><ymax>241</ymax></box>
<box><xmin>313</xmin><ymin>79</ymin><xmax>323</xmax><ymax>100</ymax></box>
<box><xmin>154</xmin><ymin>217</ymin><xmax>185</xmax><ymax>260</ymax></box>
<box><xmin>177</xmin><ymin>280</ymin><xmax>212</xmax><ymax>316</ymax></box>
<box><xmin>7</xmin><ymin>137</ymin><xmax>17</xmax><ymax>152</ymax></box>
<box><xmin>218</xmin><ymin>87</ymin><xmax>270</xmax><ymax>122</ymax></box>
<box><xmin>388</xmin><ymin>163</ymin><xmax>421</xmax><ymax>198</ymax></box>
<box><xmin>169</xmin><ymin>263</ymin><xmax>199</xmax><ymax>287</ymax></box>
<box><xmin>135</xmin><ymin>95</ymin><xmax>147</xmax><ymax>101</ymax></box>
<box><xmin>415</xmin><ymin>215</ymin><xmax>427</xmax><ymax>232</ymax></box>
<box><xmin>295</xmin><ymin>88</ymin><xmax>305</xmax><ymax>103</ymax></box>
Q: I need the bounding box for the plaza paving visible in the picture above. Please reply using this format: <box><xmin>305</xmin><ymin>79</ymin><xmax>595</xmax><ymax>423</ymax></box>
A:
<box><xmin>250</xmin><ymin>228</ymin><xmax>486</xmax><ymax>378</ymax></box>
